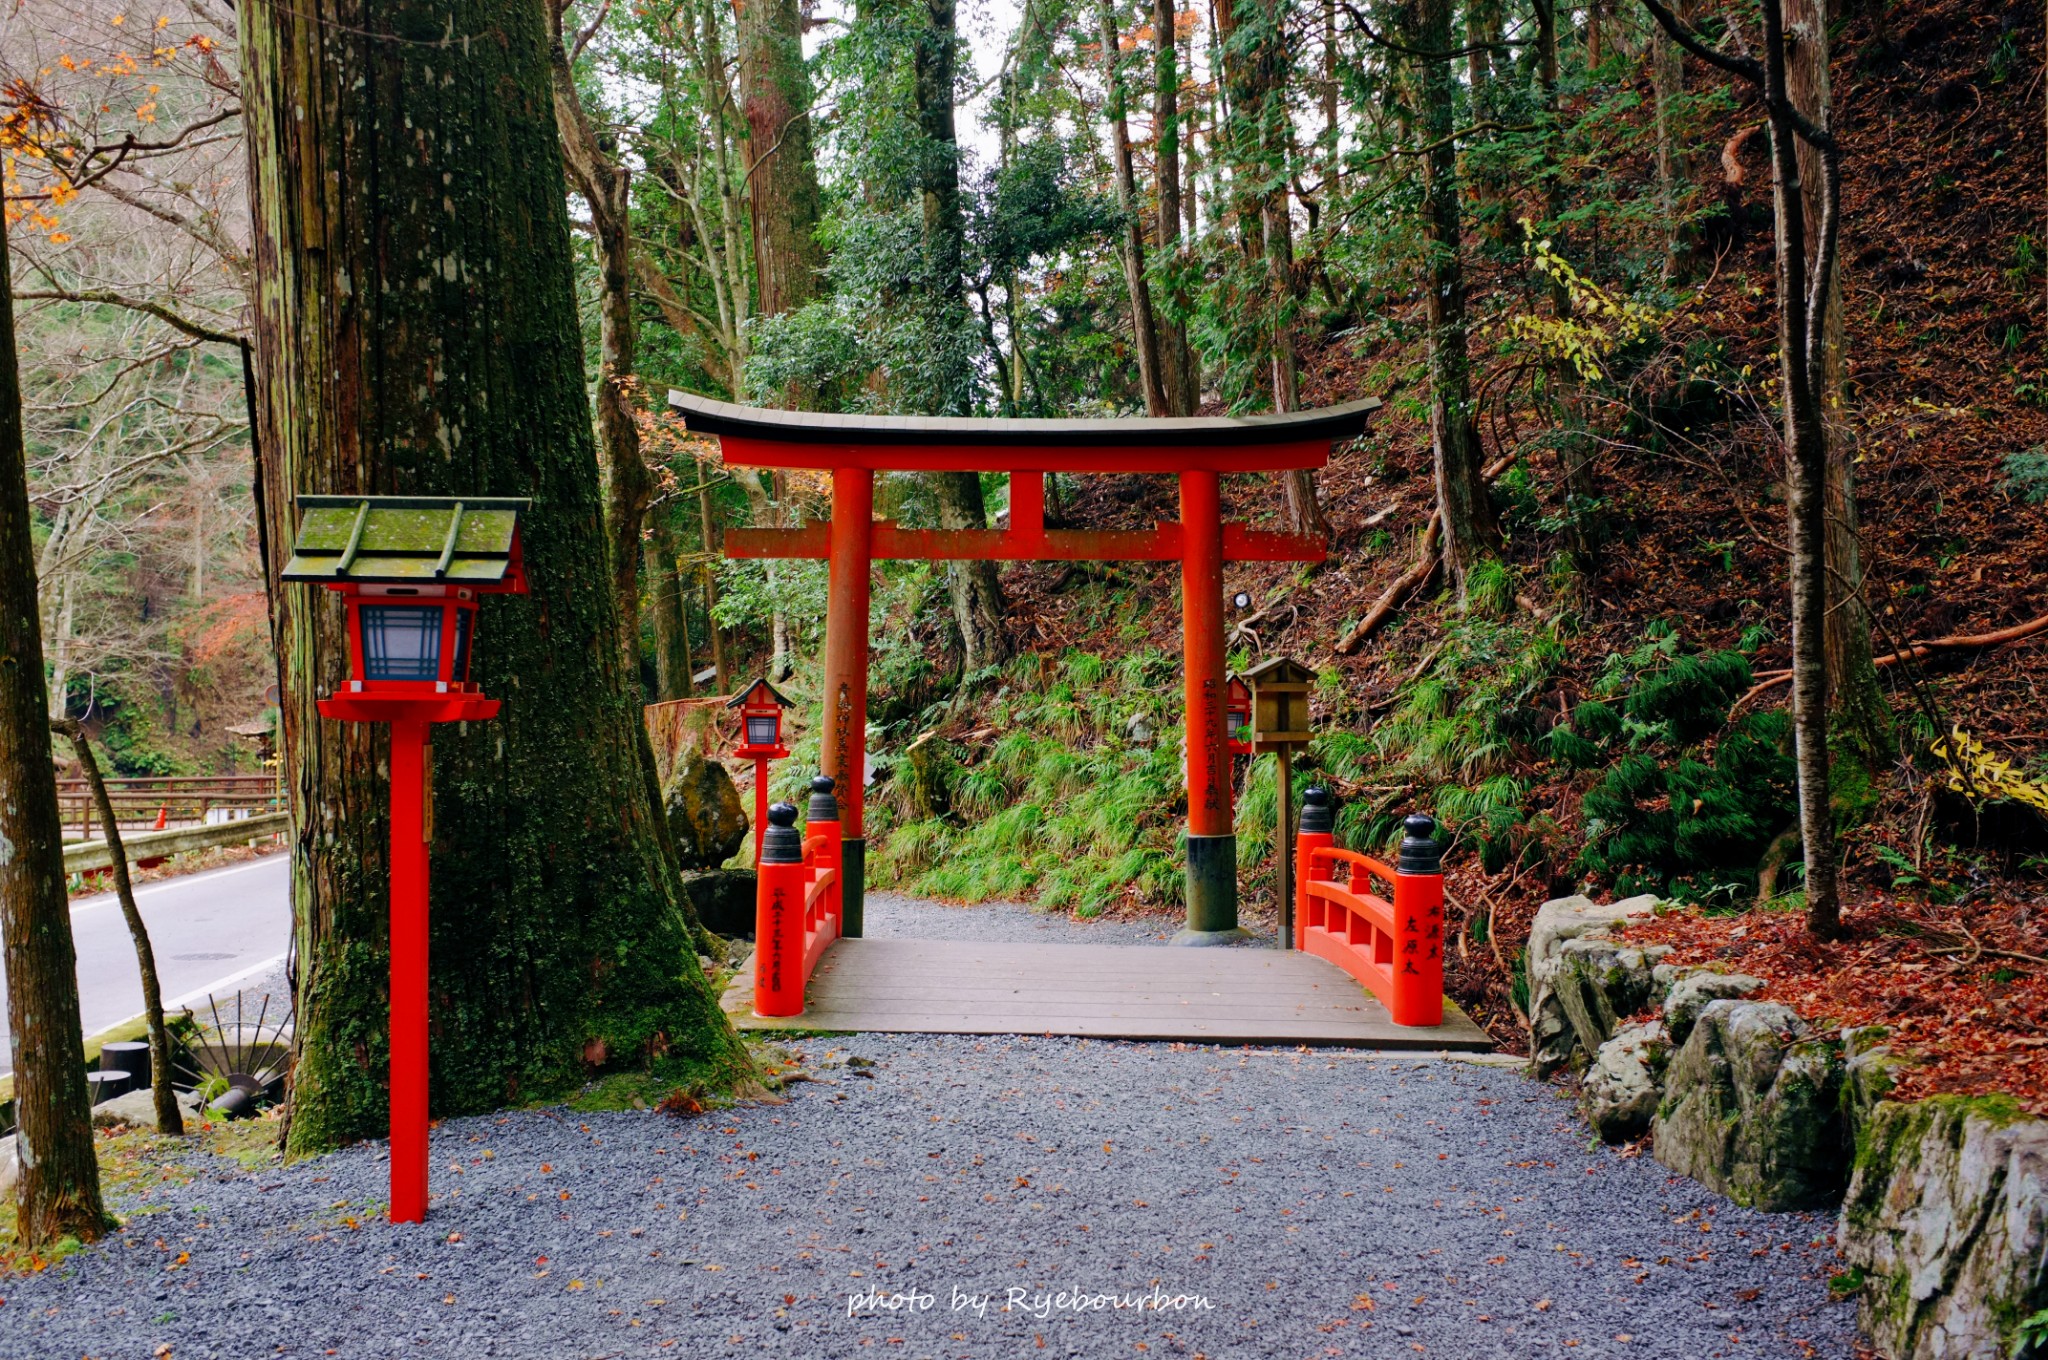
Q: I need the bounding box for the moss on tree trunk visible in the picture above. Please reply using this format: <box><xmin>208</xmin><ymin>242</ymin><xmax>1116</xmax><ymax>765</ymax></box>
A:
<box><xmin>236</xmin><ymin>0</ymin><xmax>750</xmax><ymax>1156</ymax></box>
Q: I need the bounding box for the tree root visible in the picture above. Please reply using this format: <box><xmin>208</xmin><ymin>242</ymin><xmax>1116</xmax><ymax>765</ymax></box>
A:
<box><xmin>1755</xmin><ymin>822</ymin><xmax>1802</xmax><ymax>906</ymax></box>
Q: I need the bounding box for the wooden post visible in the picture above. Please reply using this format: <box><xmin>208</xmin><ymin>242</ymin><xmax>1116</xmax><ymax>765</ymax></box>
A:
<box><xmin>1294</xmin><ymin>786</ymin><xmax>1334</xmax><ymax>952</ymax></box>
<box><xmin>1176</xmin><ymin>470</ymin><xmax>1241</xmax><ymax>943</ymax></box>
<box><xmin>387</xmin><ymin>718</ymin><xmax>430</xmax><ymax>1224</ymax></box>
<box><xmin>1275</xmin><ymin>748</ymin><xmax>1293</xmax><ymax>949</ymax></box>
<box><xmin>821</xmin><ymin>467</ymin><xmax>873</xmax><ymax>936</ymax></box>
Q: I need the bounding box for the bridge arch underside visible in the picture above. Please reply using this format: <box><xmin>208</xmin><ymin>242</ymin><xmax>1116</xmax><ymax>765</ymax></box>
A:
<box><xmin>673</xmin><ymin>391</ymin><xmax>1379</xmax><ymax>943</ymax></box>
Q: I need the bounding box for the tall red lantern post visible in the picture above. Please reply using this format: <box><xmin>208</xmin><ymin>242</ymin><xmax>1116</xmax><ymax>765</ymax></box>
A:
<box><xmin>728</xmin><ymin>678</ymin><xmax>791</xmax><ymax>864</ymax></box>
<box><xmin>282</xmin><ymin>495</ymin><xmax>529</xmax><ymax>1225</ymax></box>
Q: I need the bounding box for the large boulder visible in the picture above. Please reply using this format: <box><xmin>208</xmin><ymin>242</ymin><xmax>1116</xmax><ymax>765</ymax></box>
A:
<box><xmin>1526</xmin><ymin>892</ymin><xmax>1662</xmax><ymax>1076</ymax></box>
<box><xmin>663</xmin><ymin>751</ymin><xmax>750</xmax><ymax>869</ymax></box>
<box><xmin>1652</xmin><ymin>998</ymin><xmax>1847</xmax><ymax>1211</ymax></box>
<box><xmin>1839</xmin><ymin>1096</ymin><xmax>2048</xmax><ymax>1360</ymax></box>
<box><xmin>679</xmin><ymin>868</ymin><xmax>758</xmax><ymax>939</ymax></box>
<box><xmin>1554</xmin><ymin>936</ymin><xmax>1671</xmax><ymax>1057</ymax></box>
<box><xmin>1660</xmin><ymin>967</ymin><xmax>1766</xmax><ymax>1045</ymax></box>
<box><xmin>1583</xmin><ymin>1020</ymin><xmax>1671</xmax><ymax>1143</ymax></box>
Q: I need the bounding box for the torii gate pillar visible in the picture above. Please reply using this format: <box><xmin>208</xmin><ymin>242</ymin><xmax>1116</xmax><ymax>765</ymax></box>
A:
<box><xmin>820</xmin><ymin>467</ymin><xmax>873</xmax><ymax>936</ymax></box>
<box><xmin>1175</xmin><ymin>470</ymin><xmax>1245</xmax><ymax>943</ymax></box>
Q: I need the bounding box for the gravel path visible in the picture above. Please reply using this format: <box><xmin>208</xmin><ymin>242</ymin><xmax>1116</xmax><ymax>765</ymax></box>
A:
<box><xmin>0</xmin><ymin>897</ymin><xmax>1860</xmax><ymax>1360</ymax></box>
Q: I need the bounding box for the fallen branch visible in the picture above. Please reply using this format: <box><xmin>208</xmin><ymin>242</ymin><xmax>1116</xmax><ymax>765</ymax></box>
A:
<box><xmin>1926</xmin><ymin>945</ymin><xmax>2048</xmax><ymax>967</ymax></box>
<box><xmin>1332</xmin><ymin>455</ymin><xmax>1518</xmax><ymax>656</ymax></box>
<box><xmin>1337</xmin><ymin>513</ymin><xmax>1442</xmax><ymax>654</ymax></box>
<box><xmin>1737</xmin><ymin>610</ymin><xmax>2048</xmax><ymax>706</ymax></box>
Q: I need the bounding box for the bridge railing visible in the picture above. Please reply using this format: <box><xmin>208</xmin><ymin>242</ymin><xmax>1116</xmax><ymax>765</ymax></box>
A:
<box><xmin>753</xmin><ymin>778</ymin><xmax>843</xmax><ymax>1017</ymax></box>
<box><xmin>56</xmin><ymin>774</ymin><xmax>282</xmax><ymax>842</ymax></box>
<box><xmin>1294</xmin><ymin>790</ymin><xmax>1446</xmax><ymax>1027</ymax></box>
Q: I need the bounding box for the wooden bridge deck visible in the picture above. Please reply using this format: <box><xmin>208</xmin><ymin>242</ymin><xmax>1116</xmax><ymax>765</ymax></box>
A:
<box><xmin>723</xmin><ymin>937</ymin><xmax>1493</xmax><ymax>1050</ymax></box>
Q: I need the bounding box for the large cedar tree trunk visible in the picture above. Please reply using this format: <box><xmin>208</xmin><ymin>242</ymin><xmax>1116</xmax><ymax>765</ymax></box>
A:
<box><xmin>913</xmin><ymin>0</ymin><xmax>1010</xmax><ymax>671</ymax></box>
<box><xmin>1406</xmin><ymin>0</ymin><xmax>1500</xmax><ymax>595</ymax></box>
<box><xmin>238</xmin><ymin>0</ymin><xmax>750</xmax><ymax>1154</ymax></box>
<box><xmin>737</xmin><ymin>0</ymin><xmax>826</xmax><ymax>318</ymax></box>
<box><xmin>1098</xmin><ymin>0</ymin><xmax>1169</xmax><ymax>416</ymax></box>
<box><xmin>1153</xmin><ymin>0</ymin><xmax>1199</xmax><ymax>416</ymax></box>
<box><xmin>0</xmin><ymin>215</ymin><xmax>114</xmax><ymax>1247</ymax></box>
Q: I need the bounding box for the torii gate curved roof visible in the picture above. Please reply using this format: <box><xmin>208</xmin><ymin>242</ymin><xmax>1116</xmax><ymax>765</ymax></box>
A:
<box><xmin>667</xmin><ymin>391</ymin><xmax>1380</xmax><ymax>473</ymax></box>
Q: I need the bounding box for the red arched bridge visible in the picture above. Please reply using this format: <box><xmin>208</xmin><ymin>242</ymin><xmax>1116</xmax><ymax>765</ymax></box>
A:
<box><xmin>671</xmin><ymin>392</ymin><xmax>1490</xmax><ymax>1051</ymax></box>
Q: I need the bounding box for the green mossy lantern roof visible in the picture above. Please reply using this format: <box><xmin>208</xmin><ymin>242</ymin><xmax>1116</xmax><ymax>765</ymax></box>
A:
<box><xmin>281</xmin><ymin>495</ymin><xmax>529</xmax><ymax>585</ymax></box>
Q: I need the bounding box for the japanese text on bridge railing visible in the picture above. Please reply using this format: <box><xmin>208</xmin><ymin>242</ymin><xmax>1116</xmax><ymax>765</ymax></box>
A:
<box><xmin>1293</xmin><ymin>791</ymin><xmax>1446</xmax><ymax>1027</ymax></box>
<box><xmin>752</xmin><ymin>778</ymin><xmax>843</xmax><ymax>1017</ymax></box>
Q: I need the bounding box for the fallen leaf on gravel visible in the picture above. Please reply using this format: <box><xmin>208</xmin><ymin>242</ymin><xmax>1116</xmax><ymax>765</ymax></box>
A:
<box><xmin>1535</xmin><ymin>1299</ymin><xmax>1552</xmax><ymax>1312</ymax></box>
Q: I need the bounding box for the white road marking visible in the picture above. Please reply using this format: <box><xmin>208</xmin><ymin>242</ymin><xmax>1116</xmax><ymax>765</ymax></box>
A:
<box><xmin>68</xmin><ymin>855</ymin><xmax>285</xmax><ymax>915</ymax></box>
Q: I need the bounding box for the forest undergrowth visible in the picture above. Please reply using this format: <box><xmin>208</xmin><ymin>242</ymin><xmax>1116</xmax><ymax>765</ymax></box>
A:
<box><xmin>827</xmin><ymin>0</ymin><xmax>2048</xmax><ymax>1086</ymax></box>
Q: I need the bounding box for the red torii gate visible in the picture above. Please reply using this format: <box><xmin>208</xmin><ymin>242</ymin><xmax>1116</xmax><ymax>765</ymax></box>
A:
<box><xmin>669</xmin><ymin>391</ymin><xmax>1379</xmax><ymax>942</ymax></box>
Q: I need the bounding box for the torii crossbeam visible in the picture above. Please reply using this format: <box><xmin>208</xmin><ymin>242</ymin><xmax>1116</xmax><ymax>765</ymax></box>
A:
<box><xmin>671</xmin><ymin>390</ymin><xmax>1380</xmax><ymax>943</ymax></box>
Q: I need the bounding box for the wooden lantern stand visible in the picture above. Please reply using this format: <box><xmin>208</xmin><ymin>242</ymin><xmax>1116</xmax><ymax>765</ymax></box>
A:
<box><xmin>1242</xmin><ymin>657</ymin><xmax>1317</xmax><ymax>949</ymax></box>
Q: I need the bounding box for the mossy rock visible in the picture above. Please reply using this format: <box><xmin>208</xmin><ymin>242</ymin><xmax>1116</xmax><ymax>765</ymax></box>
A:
<box><xmin>678</xmin><ymin>868</ymin><xmax>757</xmax><ymax>939</ymax></box>
<box><xmin>1524</xmin><ymin>892</ymin><xmax>1662</xmax><ymax>1077</ymax></box>
<box><xmin>1554</xmin><ymin>936</ymin><xmax>1672</xmax><ymax>1059</ymax></box>
<box><xmin>1652</xmin><ymin>999</ymin><xmax>1848</xmax><ymax>1211</ymax></box>
<box><xmin>663</xmin><ymin>751</ymin><xmax>750</xmax><ymax>870</ymax></box>
<box><xmin>1839</xmin><ymin>1096</ymin><xmax>2048</xmax><ymax>1360</ymax></box>
<box><xmin>1661</xmin><ymin>968</ymin><xmax>1765</xmax><ymax>1045</ymax></box>
<box><xmin>1583</xmin><ymin>1020</ymin><xmax>1672</xmax><ymax>1143</ymax></box>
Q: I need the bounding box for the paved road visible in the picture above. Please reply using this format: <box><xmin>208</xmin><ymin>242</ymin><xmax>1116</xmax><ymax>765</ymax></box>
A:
<box><xmin>0</xmin><ymin>854</ymin><xmax>291</xmax><ymax>1075</ymax></box>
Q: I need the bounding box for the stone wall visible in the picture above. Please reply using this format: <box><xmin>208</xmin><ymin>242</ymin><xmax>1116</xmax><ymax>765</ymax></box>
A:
<box><xmin>1524</xmin><ymin>892</ymin><xmax>2048</xmax><ymax>1360</ymax></box>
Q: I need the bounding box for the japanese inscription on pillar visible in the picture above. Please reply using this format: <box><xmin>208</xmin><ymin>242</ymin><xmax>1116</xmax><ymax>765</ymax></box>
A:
<box><xmin>1196</xmin><ymin>677</ymin><xmax>1223</xmax><ymax>816</ymax></box>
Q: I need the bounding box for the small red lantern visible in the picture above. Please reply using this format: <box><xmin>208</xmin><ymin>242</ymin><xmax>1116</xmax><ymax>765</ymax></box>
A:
<box><xmin>282</xmin><ymin>495</ymin><xmax>528</xmax><ymax>1226</ymax></box>
<box><xmin>729</xmin><ymin>678</ymin><xmax>793</xmax><ymax>861</ymax></box>
<box><xmin>1225</xmin><ymin>673</ymin><xmax>1253</xmax><ymax>755</ymax></box>
<box><xmin>730</xmin><ymin>677</ymin><xmax>791</xmax><ymax>758</ymax></box>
